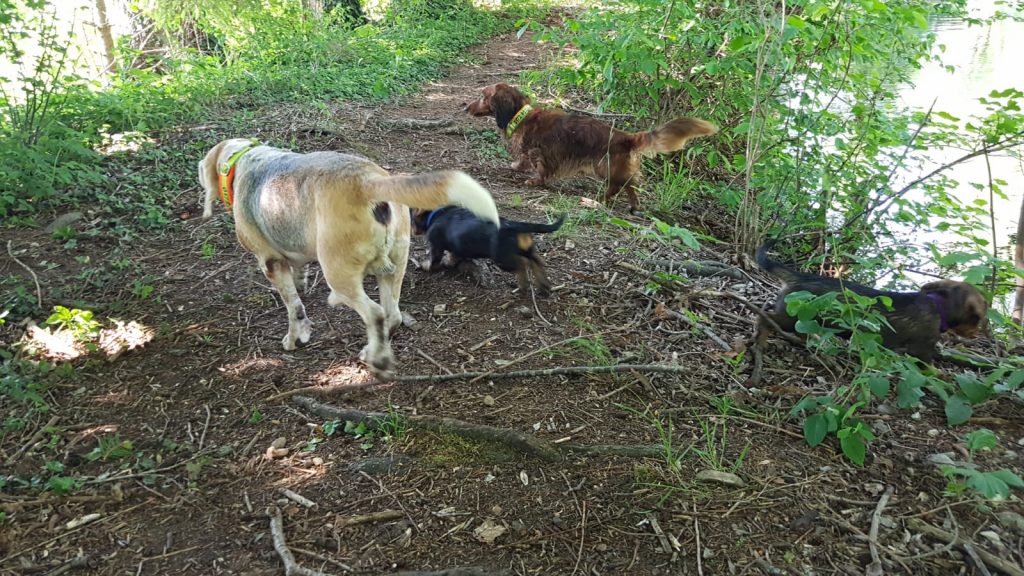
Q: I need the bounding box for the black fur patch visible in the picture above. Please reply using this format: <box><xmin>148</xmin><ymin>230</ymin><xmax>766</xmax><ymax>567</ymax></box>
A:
<box><xmin>373</xmin><ymin>203</ymin><xmax>391</xmax><ymax>225</ymax></box>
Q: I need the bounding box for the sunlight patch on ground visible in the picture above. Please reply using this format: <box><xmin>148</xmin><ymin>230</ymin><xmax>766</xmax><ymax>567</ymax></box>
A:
<box><xmin>314</xmin><ymin>363</ymin><xmax>376</xmax><ymax>387</ymax></box>
<box><xmin>219</xmin><ymin>357</ymin><xmax>284</xmax><ymax>377</ymax></box>
<box><xmin>96</xmin><ymin>131</ymin><xmax>155</xmax><ymax>155</ymax></box>
<box><xmin>21</xmin><ymin>320</ymin><xmax>153</xmax><ymax>361</ymax></box>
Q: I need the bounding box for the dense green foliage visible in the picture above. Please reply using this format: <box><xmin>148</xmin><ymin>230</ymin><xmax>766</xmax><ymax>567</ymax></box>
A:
<box><xmin>0</xmin><ymin>0</ymin><xmax>540</xmax><ymax>219</ymax></box>
<box><xmin>537</xmin><ymin>0</ymin><xmax>1024</xmax><ymax>473</ymax></box>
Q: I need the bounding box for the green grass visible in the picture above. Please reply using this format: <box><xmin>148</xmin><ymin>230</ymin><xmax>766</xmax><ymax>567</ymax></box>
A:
<box><xmin>542</xmin><ymin>193</ymin><xmax>610</xmax><ymax>239</ymax></box>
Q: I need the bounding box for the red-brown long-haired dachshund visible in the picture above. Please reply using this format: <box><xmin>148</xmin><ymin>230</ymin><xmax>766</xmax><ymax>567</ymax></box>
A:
<box><xmin>465</xmin><ymin>83</ymin><xmax>717</xmax><ymax>213</ymax></box>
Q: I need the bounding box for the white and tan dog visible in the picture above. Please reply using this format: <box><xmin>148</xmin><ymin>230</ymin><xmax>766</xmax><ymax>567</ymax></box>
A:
<box><xmin>199</xmin><ymin>138</ymin><xmax>499</xmax><ymax>377</ymax></box>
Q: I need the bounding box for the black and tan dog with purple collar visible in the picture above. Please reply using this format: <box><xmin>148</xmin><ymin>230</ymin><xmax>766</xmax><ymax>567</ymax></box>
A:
<box><xmin>749</xmin><ymin>241</ymin><xmax>989</xmax><ymax>385</ymax></box>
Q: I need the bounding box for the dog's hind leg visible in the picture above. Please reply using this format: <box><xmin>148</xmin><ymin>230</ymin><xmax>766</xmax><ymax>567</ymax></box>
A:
<box><xmin>262</xmin><ymin>258</ymin><xmax>313</xmax><ymax>350</ymax></box>
<box><xmin>379</xmin><ymin>236</ymin><xmax>410</xmax><ymax>333</ymax></box>
<box><xmin>528</xmin><ymin>253</ymin><xmax>552</xmax><ymax>295</ymax></box>
<box><xmin>324</xmin><ymin>271</ymin><xmax>393</xmax><ymax>377</ymax></box>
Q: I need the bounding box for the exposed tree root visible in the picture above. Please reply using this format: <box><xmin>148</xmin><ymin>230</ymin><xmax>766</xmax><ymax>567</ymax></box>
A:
<box><xmin>295</xmin><ymin>396</ymin><xmax>680</xmax><ymax>462</ymax></box>
<box><xmin>268</xmin><ymin>506</ymin><xmax>334</xmax><ymax>576</ymax></box>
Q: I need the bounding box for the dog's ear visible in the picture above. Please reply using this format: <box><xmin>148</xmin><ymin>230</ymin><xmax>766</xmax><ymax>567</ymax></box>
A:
<box><xmin>920</xmin><ymin>281</ymin><xmax>952</xmax><ymax>297</ymax></box>
<box><xmin>481</xmin><ymin>84</ymin><xmax>498</xmax><ymax>98</ymax></box>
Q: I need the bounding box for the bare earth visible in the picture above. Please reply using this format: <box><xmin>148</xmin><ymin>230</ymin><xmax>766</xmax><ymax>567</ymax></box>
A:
<box><xmin>1</xmin><ymin>21</ymin><xmax>1023</xmax><ymax>576</ymax></box>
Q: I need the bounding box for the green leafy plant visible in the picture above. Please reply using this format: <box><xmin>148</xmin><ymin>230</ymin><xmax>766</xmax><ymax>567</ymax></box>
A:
<box><xmin>45</xmin><ymin>306</ymin><xmax>100</xmax><ymax>341</ymax></box>
<box><xmin>85</xmin><ymin>433</ymin><xmax>134</xmax><ymax>462</ymax></box>
<box><xmin>941</xmin><ymin>429</ymin><xmax>1024</xmax><ymax>500</ymax></box>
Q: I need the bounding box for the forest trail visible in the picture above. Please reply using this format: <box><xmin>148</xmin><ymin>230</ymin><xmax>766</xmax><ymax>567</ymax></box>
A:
<box><xmin>2</xmin><ymin>18</ymin><xmax>1022</xmax><ymax>576</ymax></box>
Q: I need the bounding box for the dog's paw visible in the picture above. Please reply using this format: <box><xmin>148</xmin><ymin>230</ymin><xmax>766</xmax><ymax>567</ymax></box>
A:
<box><xmin>296</xmin><ymin>318</ymin><xmax>313</xmax><ymax>344</ymax></box>
<box><xmin>282</xmin><ymin>335</ymin><xmax>297</xmax><ymax>351</ymax></box>
<box><xmin>525</xmin><ymin>177</ymin><xmax>543</xmax><ymax>187</ymax></box>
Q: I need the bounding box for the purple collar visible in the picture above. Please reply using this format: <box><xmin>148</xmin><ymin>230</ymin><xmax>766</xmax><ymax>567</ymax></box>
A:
<box><xmin>927</xmin><ymin>292</ymin><xmax>949</xmax><ymax>332</ymax></box>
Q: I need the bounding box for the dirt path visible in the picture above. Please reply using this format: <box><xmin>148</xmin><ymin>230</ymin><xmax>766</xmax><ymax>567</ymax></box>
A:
<box><xmin>2</xmin><ymin>21</ymin><xmax>1023</xmax><ymax>576</ymax></box>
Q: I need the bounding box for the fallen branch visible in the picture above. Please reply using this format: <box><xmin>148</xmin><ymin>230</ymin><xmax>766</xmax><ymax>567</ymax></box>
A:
<box><xmin>294</xmin><ymin>396</ymin><xmax>561</xmax><ymax>461</ymax></box>
<box><xmin>7</xmin><ymin>239</ymin><xmax>42</xmax><ymax>309</ymax></box>
<box><xmin>377</xmin><ymin>118</ymin><xmax>453</xmax><ymax>130</ymax></box>
<box><xmin>645</xmin><ymin>259</ymin><xmax>746</xmax><ymax>281</ymax></box>
<box><xmin>865</xmin><ymin>485</ymin><xmax>894</xmax><ymax>576</ymax></box>
<box><xmin>294</xmin><ymin>397</ymin><xmax>674</xmax><ymax>462</ymax></box>
<box><xmin>393</xmin><ymin>363</ymin><xmax>701</xmax><ymax>384</ymax></box>
<box><xmin>906</xmin><ymin>518</ymin><xmax>1024</xmax><ymax>576</ymax></box>
<box><xmin>385</xmin><ymin>569</ymin><xmax>504</xmax><ymax>576</ymax></box>
<box><xmin>268</xmin><ymin>506</ymin><xmax>333</xmax><ymax>576</ymax></box>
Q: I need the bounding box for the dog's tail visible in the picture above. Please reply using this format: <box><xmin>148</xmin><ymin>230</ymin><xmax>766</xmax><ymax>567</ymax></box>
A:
<box><xmin>755</xmin><ymin>240</ymin><xmax>803</xmax><ymax>284</ymax></box>
<box><xmin>502</xmin><ymin>213</ymin><xmax>567</xmax><ymax>235</ymax></box>
<box><xmin>364</xmin><ymin>171</ymin><xmax>499</xmax><ymax>226</ymax></box>
<box><xmin>633</xmin><ymin>118</ymin><xmax>718</xmax><ymax>155</ymax></box>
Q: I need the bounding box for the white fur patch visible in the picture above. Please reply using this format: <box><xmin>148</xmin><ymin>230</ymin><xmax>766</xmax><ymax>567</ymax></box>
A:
<box><xmin>447</xmin><ymin>172</ymin><xmax>500</xmax><ymax>227</ymax></box>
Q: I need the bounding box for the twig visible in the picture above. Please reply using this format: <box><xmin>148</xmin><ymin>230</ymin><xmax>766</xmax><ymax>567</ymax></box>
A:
<box><xmin>357</xmin><ymin>471</ymin><xmax>415</xmax><ymax>528</ymax></box>
<box><xmin>396</xmin><ymin>363</ymin><xmax>703</xmax><ymax>384</ymax></box>
<box><xmin>198</xmin><ymin>404</ymin><xmax>211</xmax><ymax>451</ymax></box>
<box><xmin>376</xmin><ymin>117</ymin><xmax>453</xmax><ymax>130</ymax></box>
<box><xmin>43</xmin><ymin>554</ymin><xmax>93</xmax><ymax>576</ymax></box>
<box><xmin>646</xmin><ymin>512</ymin><xmax>673</xmax><ymax>554</ymax></box>
<box><xmin>527</xmin><ymin>277</ymin><xmax>552</xmax><ymax>326</ymax></box>
<box><xmin>692</xmin><ymin>289</ymin><xmax>803</xmax><ymax>346</ymax></box>
<box><xmin>695</xmin><ymin>514</ymin><xmax>703</xmax><ymax>576</ymax></box>
<box><xmin>335</xmin><ymin>510</ymin><xmax>403</xmax><ymax>529</ymax></box>
<box><xmin>268</xmin><ymin>506</ymin><xmax>333</xmax><ymax>576</ymax></box>
<box><xmin>281</xmin><ymin>489</ymin><xmax>317</xmax><ymax>509</ymax></box>
<box><xmin>644</xmin><ymin>259</ymin><xmax>746</xmax><ymax>281</ymax></box>
<box><xmin>571</xmin><ymin>501</ymin><xmax>587</xmax><ymax>576</ymax></box>
<box><xmin>659</xmin><ymin>306</ymin><xmax>731</xmax><ymax>351</ymax></box>
<box><xmin>906</xmin><ymin>518</ymin><xmax>1024</xmax><ymax>576</ymax></box>
<box><xmin>291</xmin><ymin>548</ymin><xmax>353</xmax><ymax>573</ymax></box>
<box><xmin>6</xmin><ymin>415</ymin><xmax>60</xmax><ymax>465</ymax></box>
<box><xmin>865</xmin><ymin>485</ymin><xmax>894</xmax><ymax>576</ymax></box>
<box><xmin>466</xmin><ymin>326</ymin><xmax>637</xmax><ymax>384</ymax></box>
<box><xmin>7</xmin><ymin>240</ymin><xmax>42</xmax><ymax>308</ymax></box>
<box><xmin>416</xmin><ymin>348</ymin><xmax>452</xmax><ymax>374</ymax></box>
<box><xmin>84</xmin><ymin>450</ymin><xmax>211</xmax><ymax>485</ymax></box>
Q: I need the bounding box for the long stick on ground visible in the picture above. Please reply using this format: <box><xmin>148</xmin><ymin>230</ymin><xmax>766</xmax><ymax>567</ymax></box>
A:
<box><xmin>396</xmin><ymin>363</ymin><xmax>696</xmax><ymax>384</ymax></box>
<box><xmin>268</xmin><ymin>506</ymin><xmax>333</xmax><ymax>576</ymax></box>
<box><xmin>7</xmin><ymin>240</ymin><xmax>42</xmax><ymax>308</ymax></box>
<box><xmin>865</xmin><ymin>484</ymin><xmax>894</xmax><ymax>576</ymax></box>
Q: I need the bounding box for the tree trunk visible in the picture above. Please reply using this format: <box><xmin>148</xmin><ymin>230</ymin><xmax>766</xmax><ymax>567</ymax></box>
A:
<box><xmin>93</xmin><ymin>0</ymin><xmax>117</xmax><ymax>74</ymax></box>
<box><xmin>1013</xmin><ymin>189</ymin><xmax>1024</xmax><ymax>325</ymax></box>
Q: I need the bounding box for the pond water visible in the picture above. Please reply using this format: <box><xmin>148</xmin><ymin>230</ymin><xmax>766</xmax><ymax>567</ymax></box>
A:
<box><xmin>895</xmin><ymin>0</ymin><xmax>1023</xmax><ymax>309</ymax></box>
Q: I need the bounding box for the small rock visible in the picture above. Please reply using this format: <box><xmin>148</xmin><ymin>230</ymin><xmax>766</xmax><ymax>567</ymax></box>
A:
<box><xmin>349</xmin><ymin>456</ymin><xmax>410</xmax><ymax>476</ymax></box>
<box><xmin>483</xmin><ymin>394</ymin><xmax>496</xmax><ymax>406</ymax></box>
<box><xmin>926</xmin><ymin>429</ymin><xmax>940</xmax><ymax>437</ymax></box>
<box><xmin>926</xmin><ymin>453</ymin><xmax>957</xmax><ymax>467</ymax></box>
<box><xmin>695</xmin><ymin>469</ymin><xmax>745</xmax><ymax>488</ymax></box>
<box><xmin>996</xmin><ymin>511</ymin><xmax>1024</xmax><ymax>534</ymax></box>
<box><xmin>875</xmin><ymin>404</ymin><xmax>897</xmax><ymax>415</ymax></box>
<box><xmin>564</xmin><ymin>239</ymin><xmax>575</xmax><ymax>250</ymax></box>
<box><xmin>473</xmin><ymin>519</ymin><xmax>507</xmax><ymax>544</ymax></box>
<box><xmin>519</xmin><ymin>471</ymin><xmax>529</xmax><ymax>486</ymax></box>
<box><xmin>484</xmin><ymin>473</ymin><xmax>496</xmax><ymax>484</ymax></box>
<box><xmin>870</xmin><ymin>421</ymin><xmax>891</xmax><ymax>435</ymax></box>
<box><xmin>1002</xmin><ymin>450</ymin><xmax>1017</xmax><ymax>462</ymax></box>
<box><xmin>433</xmin><ymin>303</ymin><xmax>447</xmax><ymax>314</ymax></box>
<box><xmin>45</xmin><ymin>211</ymin><xmax>84</xmax><ymax>233</ymax></box>
<box><xmin>312</xmin><ymin>457</ymin><xmax>324</xmax><ymax>466</ymax></box>
<box><xmin>514</xmin><ymin>305</ymin><xmax>533</xmax><ymax>318</ymax></box>
<box><xmin>596</xmin><ymin>543</ymin><xmax>608</xmax><ymax>552</ymax></box>
<box><xmin>270</xmin><ymin>437</ymin><xmax>287</xmax><ymax>449</ymax></box>
<box><xmin>491</xmin><ymin>505</ymin><xmax>503</xmax><ymax>516</ymax></box>
<box><xmin>702</xmin><ymin>547</ymin><xmax>715</xmax><ymax>559</ymax></box>
<box><xmin>265</xmin><ymin>447</ymin><xmax>289</xmax><ymax>459</ymax></box>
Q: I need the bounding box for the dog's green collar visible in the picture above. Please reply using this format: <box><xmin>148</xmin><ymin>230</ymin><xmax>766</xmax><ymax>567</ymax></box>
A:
<box><xmin>506</xmin><ymin>104</ymin><xmax>532</xmax><ymax>137</ymax></box>
<box><xmin>218</xmin><ymin>139</ymin><xmax>260</xmax><ymax>208</ymax></box>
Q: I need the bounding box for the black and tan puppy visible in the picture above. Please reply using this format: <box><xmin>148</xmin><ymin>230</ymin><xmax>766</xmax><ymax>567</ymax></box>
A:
<box><xmin>411</xmin><ymin>207</ymin><xmax>565</xmax><ymax>294</ymax></box>
<box><xmin>749</xmin><ymin>242</ymin><xmax>988</xmax><ymax>385</ymax></box>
